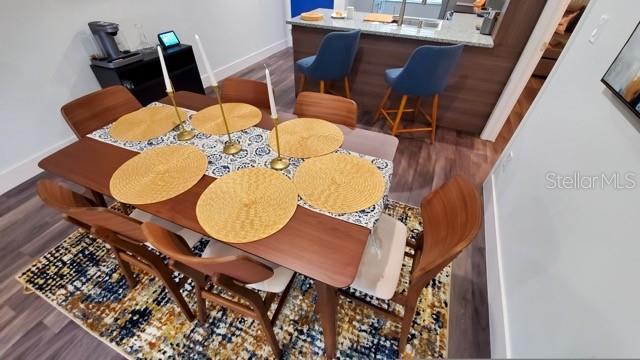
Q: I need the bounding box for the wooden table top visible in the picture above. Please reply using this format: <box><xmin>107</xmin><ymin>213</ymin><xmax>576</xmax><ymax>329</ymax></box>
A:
<box><xmin>39</xmin><ymin>91</ymin><xmax>396</xmax><ymax>288</ymax></box>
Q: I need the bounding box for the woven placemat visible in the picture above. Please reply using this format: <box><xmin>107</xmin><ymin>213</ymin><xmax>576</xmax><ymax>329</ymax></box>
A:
<box><xmin>110</xmin><ymin>106</ymin><xmax>186</xmax><ymax>141</ymax></box>
<box><xmin>294</xmin><ymin>153</ymin><xmax>385</xmax><ymax>213</ymax></box>
<box><xmin>269</xmin><ymin>118</ymin><xmax>344</xmax><ymax>159</ymax></box>
<box><xmin>196</xmin><ymin>168</ymin><xmax>298</xmax><ymax>243</ymax></box>
<box><xmin>191</xmin><ymin>103</ymin><xmax>262</xmax><ymax>135</ymax></box>
<box><xmin>110</xmin><ymin>145</ymin><xmax>207</xmax><ymax>205</ymax></box>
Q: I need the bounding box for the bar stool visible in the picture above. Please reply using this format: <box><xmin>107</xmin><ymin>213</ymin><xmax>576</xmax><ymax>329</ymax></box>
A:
<box><xmin>376</xmin><ymin>44</ymin><xmax>463</xmax><ymax>142</ymax></box>
<box><xmin>295</xmin><ymin>30</ymin><xmax>360</xmax><ymax>98</ymax></box>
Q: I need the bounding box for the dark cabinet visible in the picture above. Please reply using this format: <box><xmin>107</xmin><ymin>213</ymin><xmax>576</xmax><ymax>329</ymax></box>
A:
<box><xmin>90</xmin><ymin>44</ymin><xmax>205</xmax><ymax>105</ymax></box>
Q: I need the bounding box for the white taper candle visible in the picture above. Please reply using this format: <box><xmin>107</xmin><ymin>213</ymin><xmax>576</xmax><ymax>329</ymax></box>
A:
<box><xmin>265</xmin><ymin>66</ymin><xmax>277</xmax><ymax>118</ymax></box>
<box><xmin>157</xmin><ymin>46</ymin><xmax>173</xmax><ymax>92</ymax></box>
<box><xmin>194</xmin><ymin>34</ymin><xmax>217</xmax><ymax>87</ymax></box>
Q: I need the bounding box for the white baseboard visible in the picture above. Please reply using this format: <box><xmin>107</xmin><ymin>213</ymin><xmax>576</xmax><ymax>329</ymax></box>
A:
<box><xmin>200</xmin><ymin>39</ymin><xmax>289</xmax><ymax>88</ymax></box>
<box><xmin>483</xmin><ymin>174</ymin><xmax>510</xmax><ymax>358</ymax></box>
<box><xmin>0</xmin><ymin>136</ymin><xmax>76</xmax><ymax>195</ymax></box>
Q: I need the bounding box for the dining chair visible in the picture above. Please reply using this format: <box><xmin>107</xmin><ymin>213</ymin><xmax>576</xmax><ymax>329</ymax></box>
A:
<box><xmin>376</xmin><ymin>44</ymin><xmax>463</xmax><ymax>142</ymax></box>
<box><xmin>60</xmin><ymin>85</ymin><xmax>141</xmax><ymax>206</ymax></box>
<box><xmin>141</xmin><ymin>221</ymin><xmax>295</xmax><ymax>358</ymax></box>
<box><xmin>294</xmin><ymin>91</ymin><xmax>357</xmax><ymax>128</ymax></box>
<box><xmin>221</xmin><ymin>77</ymin><xmax>270</xmax><ymax>109</ymax></box>
<box><xmin>342</xmin><ymin>175</ymin><xmax>482</xmax><ymax>353</ymax></box>
<box><xmin>36</xmin><ymin>179</ymin><xmax>197</xmax><ymax>322</ymax></box>
<box><xmin>61</xmin><ymin>85</ymin><xmax>142</xmax><ymax>139</ymax></box>
<box><xmin>296</xmin><ymin>30</ymin><xmax>361</xmax><ymax>98</ymax></box>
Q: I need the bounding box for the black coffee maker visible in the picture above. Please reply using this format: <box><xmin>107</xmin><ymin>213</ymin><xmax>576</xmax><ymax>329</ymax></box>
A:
<box><xmin>89</xmin><ymin>21</ymin><xmax>142</xmax><ymax>68</ymax></box>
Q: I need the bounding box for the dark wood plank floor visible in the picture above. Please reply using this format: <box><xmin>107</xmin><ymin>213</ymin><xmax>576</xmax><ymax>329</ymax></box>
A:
<box><xmin>0</xmin><ymin>47</ymin><xmax>543</xmax><ymax>359</ymax></box>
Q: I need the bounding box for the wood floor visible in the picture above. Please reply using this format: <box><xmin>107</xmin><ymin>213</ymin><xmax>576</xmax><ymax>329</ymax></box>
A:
<box><xmin>0</xmin><ymin>47</ymin><xmax>543</xmax><ymax>359</ymax></box>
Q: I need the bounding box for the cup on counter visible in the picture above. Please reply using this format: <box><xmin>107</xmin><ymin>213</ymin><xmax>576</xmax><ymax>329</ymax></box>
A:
<box><xmin>346</xmin><ymin>6</ymin><xmax>355</xmax><ymax>19</ymax></box>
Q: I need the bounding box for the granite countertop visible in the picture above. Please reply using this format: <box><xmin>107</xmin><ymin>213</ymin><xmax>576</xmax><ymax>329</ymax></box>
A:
<box><xmin>287</xmin><ymin>8</ymin><xmax>494</xmax><ymax>48</ymax></box>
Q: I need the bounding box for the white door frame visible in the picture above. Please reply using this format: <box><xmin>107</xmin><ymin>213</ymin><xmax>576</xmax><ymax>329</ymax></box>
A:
<box><xmin>480</xmin><ymin>0</ymin><xmax>571</xmax><ymax>141</ymax></box>
<box><xmin>284</xmin><ymin>0</ymin><xmax>293</xmax><ymax>46</ymax></box>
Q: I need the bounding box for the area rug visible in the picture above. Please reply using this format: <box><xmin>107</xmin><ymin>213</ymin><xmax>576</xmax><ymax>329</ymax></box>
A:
<box><xmin>17</xmin><ymin>200</ymin><xmax>450</xmax><ymax>359</ymax></box>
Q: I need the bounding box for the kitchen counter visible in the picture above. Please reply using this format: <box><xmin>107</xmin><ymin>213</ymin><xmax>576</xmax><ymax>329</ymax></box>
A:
<box><xmin>287</xmin><ymin>8</ymin><xmax>494</xmax><ymax>48</ymax></box>
<box><xmin>288</xmin><ymin>1</ymin><xmax>546</xmax><ymax>133</ymax></box>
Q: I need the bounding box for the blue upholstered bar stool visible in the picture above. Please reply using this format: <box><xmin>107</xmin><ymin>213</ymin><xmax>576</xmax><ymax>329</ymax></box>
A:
<box><xmin>377</xmin><ymin>44</ymin><xmax>463</xmax><ymax>142</ymax></box>
<box><xmin>295</xmin><ymin>30</ymin><xmax>360</xmax><ymax>98</ymax></box>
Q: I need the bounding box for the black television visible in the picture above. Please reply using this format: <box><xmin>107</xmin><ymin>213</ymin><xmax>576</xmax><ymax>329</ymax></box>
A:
<box><xmin>602</xmin><ymin>21</ymin><xmax>640</xmax><ymax>118</ymax></box>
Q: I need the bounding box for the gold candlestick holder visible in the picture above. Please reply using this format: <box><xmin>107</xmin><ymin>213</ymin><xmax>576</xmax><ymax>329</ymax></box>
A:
<box><xmin>212</xmin><ymin>85</ymin><xmax>242</xmax><ymax>155</ymax></box>
<box><xmin>270</xmin><ymin>116</ymin><xmax>289</xmax><ymax>171</ymax></box>
<box><xmin>167</xmin><ymin>90</ymin><xmax>196</xmax><ymax>141</ymax></box>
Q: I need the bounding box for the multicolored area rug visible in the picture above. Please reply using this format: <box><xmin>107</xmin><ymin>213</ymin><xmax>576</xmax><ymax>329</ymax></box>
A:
<box><xmin>17</xmin><ymin>200</ymin><xmax>450</xmax><ymax>359</ymax></box>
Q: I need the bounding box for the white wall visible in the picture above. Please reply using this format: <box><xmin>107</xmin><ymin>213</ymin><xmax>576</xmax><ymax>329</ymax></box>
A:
<box><xmin>485</xmin><ymin>0</ymin><xmax>640</xmax><ymax>357</ymax></box>
<box><xmin>0</xmin><ymin>0</ymin><xmax>288</xmax><ymax>194</ymax></box>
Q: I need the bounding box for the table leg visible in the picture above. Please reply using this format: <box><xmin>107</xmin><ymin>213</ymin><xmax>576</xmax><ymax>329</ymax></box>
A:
<box><xmin>316</xmin><ymin>281</ymin><xmax>338</xmax><ymax>359</ymax></box>
<box><xmin>90</xmin><ymin>189</ymin><xmax>107</xmax><ymax>207</ymax></box>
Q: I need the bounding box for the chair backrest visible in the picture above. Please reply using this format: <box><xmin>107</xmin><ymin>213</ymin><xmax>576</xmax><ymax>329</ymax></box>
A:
<box><xmin>307</xmin><ymin>30</ymin><xmax>361</xmax><ymax>81</ymax></box>
<box><xmin>294</xmin><ymin>92</ymin><xmax>358</xmax><ymax>128</ymax></box>
<box><xmin>391</xmin><ymin>44</ymin><xmax>463</xmax><ymax>96</ymax></box>
<box><xmin>61</xmin><ymin>85</ymin><xmax>142</xmax><ymax>138</ymax></box>
<box><xmin>37</xmin><ymin>179</ymin><xmax>96</xmax><ymax>212</ymax></box>
<box><xmin>141</xmin><ymin>222</ymin><xmax>275</xmax><ymax>285</ymax></box>
<box><xmin>410</xmin><ymin>176</ymin><xmax>482</xmax><ymax>289</ymax></box>
<box><xmin>221</xmin><ymin>77</ymin><xmax>270</xmax><ymax>109</ymax></box>
<box><xmin>67</xmin><ymin>207</ymin><xmax>146</xmax><ymax>244</ymax></box>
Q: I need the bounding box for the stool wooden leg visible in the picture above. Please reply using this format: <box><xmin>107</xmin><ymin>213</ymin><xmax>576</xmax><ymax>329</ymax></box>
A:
<box><xmin>320</xmin><ymin>80</ymin><xmax>325</xmax><ymax>94</ymax></box>
<box><xmin>376</xmin><ymin>87</ymin><xmax>392</xmax><ymax>121</ymax></box>
<box><xmin>298</xmin><ymin>75</ymin><xmax>305</xmax><ymax>95</ymax></box>
<box><xmin>391</xmin><ymin>95</ymin><xmax>408</xmax><ymax>136</ymax></box>
<box><xmin>344</xmin><ymin>77</ymin><xmax>351</xmax><ymax>99</ymax></box>
<box><xmin>431</xmin><ymin>94</ymin><xmax>439</xmax><ymax>143</ymax></box>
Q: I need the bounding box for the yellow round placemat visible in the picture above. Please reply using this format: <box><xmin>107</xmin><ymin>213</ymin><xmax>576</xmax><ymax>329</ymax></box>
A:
<box><xmin>196</xmin><ymin>168</ymin><xmax>298</xmax><ymax>243</ymax></box>
<box><xmin>110</xmin><ymin>145</ymin><xmax>207</xmax><ymax>205</ymax></box>
<box><xmin>294</xmin><ymin>153</ymin><xmax>385</xmax><ymax>213</ymax></box>
<box><xmin>110</xmin><ymin>106</ymin><xmax>187</xmax><ymax>141</ymax></box>
<box><xmin>191</xmin><ymin>103</ymin><xmax>262</xmax><ymax>135</ymax></box>
<box><xmin>269</xmin><ymin>118</ymin><xmax>344</xmax><ymax>158</ymax></box>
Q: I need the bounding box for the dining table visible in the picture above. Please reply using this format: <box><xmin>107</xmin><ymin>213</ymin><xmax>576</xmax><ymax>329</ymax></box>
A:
<box><xmin>39</xmin><ymin>91</ymin><xmax>398</xmax><ymax>358</ymax></box>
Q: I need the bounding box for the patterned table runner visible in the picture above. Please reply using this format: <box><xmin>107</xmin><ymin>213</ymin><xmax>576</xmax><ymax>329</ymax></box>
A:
<box><xmin>88</xmin><ymin>103</ymin><xmax>393</xmax><ymax>229</ymax></box>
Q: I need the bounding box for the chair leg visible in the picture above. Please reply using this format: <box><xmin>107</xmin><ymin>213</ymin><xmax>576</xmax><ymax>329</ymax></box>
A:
<box><xmin>376</xmin><ymin>87</ymin><xmax>392</xmax><ymax>121</ymax></box>
<box><xmin>431</xmin><ymin>94</ymin><xmax>439</xmax><ymax>144</ymax></box>
<box><xmin>391</xmin><ymin>95</ymin><xmax>409</xmax><ymax>136</ymax></box>
<box><xmin>90</xmin><ymin>189</ymin><xmax>107</xmax><ymax>207</ymax></box>
<box><xmin>298</xmin><ymin>74</ymin><xmax>305</xmax><ymax>95</ymax></box>
<box><xmin>196</xmin><ymin>284</ymin><xmax>207</xmax><ymax>325</ymax></box>
<box><xmin>399</xmin><ymin>295</ymin><xmax>419</xmax><ymax>355</ymax></box>
<box><xmin>271</xmin><ymin>275</ymin><xmax>295</xmax><ymax>326</ymax></box>
<box><xmin>156</xmin><ymin>269</ymin><xmax>195</xmax><ymax>322</ymax></box>
<box><xmin>113</xmin><ymin>251</ymin><xmax>137</xmax><ymax>289</ymax></box>
<box><xmin>320</xmin><ymin>80</ymin><xmax>325</xmax><ymax>94</ymax></box>
<box><xmin>344</xmin><ymin>77</ymin><xmax>351</xmax><ymax>99</ymax></box>
<box><xmin>254</xmin><ymin>301</ymin><xmax>281</xmax><ymax>358</ymax></box>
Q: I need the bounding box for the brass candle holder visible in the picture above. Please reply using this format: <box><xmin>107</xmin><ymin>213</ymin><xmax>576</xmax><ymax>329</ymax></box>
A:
<box><xmin>270</xmin><ymin>116</ymin><xmax>289</xmax><ymax>171</ymax></box>
<box><xmin>167</xmin><ymin>90</ymin><xmax>196</xmax><ymax>141</ymax></box>
<box><xmin>212</xmin><ymin>85</ymin><xmax>242</xmax><ymax>155</ymax></box>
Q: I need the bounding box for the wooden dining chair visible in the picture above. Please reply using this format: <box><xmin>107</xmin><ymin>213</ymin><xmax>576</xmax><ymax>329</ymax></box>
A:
<box><xmin>36</xmin><ymin>179</ymin><xmax>196</xmax><ymax>322</ymax></box>
<box><xmin>61</xmin><ymin>85</ymin><xmax>142</xmax><ymax>139</ymax></box>
<box><xmin>220</xmin><ymin>77</ymin><xmax>271</xmax><ymax>109</ymax></box>
<box><xmin>60</xmin><ymin>85</ymin><xmax>141</xmax><ymax>206</ymax></box>
<box><xmin>294</xmin><ymin>91</ymin><xmax>358</xmax><ymax>128</ymax></box>
<box><xmin>341</xmin><ymin>175</ymin><xmax>482</xmax><ymax>354</ymax></box>
<box><xmin>141</xmin><ymin>221</ymin><xmax>295</xmax><ymax>358</ymax></box>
